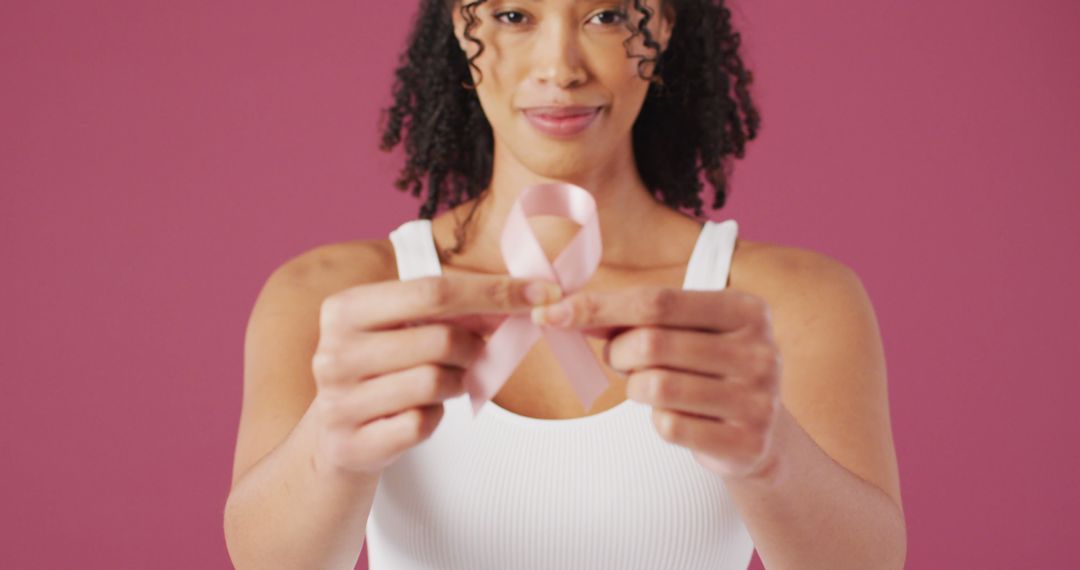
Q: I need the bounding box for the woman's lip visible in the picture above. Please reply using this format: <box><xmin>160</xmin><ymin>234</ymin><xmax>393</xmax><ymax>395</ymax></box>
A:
<box><xmin>523</xmin><ymin>107</ymin><xmax>601</xmax><ymax>138</ymax></box>
<box><xmin>523</xmin><ymin>106</ymin><xmax>601</xmax><ymax>118</ymax></box>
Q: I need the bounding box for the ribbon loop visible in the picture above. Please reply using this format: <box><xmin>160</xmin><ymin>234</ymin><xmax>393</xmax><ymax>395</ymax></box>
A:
<box><xmin>462</xmin><ymin>183</ymin><xmax>610</xmax><ymax>417</ymax></box>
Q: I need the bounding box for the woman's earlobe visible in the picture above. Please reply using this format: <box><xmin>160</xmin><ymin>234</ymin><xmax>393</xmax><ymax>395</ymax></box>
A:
<box><xmin>662</xmin><ymin>7</ymin><xmax>676</xmax><ymax>49</ymax></box>
<box><xmin>454</xmin><ymin>29</ymin><xmax>469</xmax><ymax>53</ymax></box>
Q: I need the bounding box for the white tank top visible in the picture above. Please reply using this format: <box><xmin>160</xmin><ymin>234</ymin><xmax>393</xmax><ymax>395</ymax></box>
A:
<box><xmin>365</xmin><ymin>218</ymin><xmax>753</xmax><ymax>570</ymax></box>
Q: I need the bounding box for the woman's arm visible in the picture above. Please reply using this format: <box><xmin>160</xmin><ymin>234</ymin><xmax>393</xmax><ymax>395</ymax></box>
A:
<box><xmin>724</xmin><ymin>406</ymin><xmax>907</xmax><ymax>569</ymax></box>
<box><xmin>223</xmin><ymin>244</ymin><xmax>388</xmax><ymax>569</ymax></box>
<box><xmin>724</xmin><ymin>250</ymin><xmax>906</xmax><ymax>569</ymax></box>
<box><xmin>224</xmin><ymin>406</ymin><xmax>381</xmax><ymax>570</ymax></box>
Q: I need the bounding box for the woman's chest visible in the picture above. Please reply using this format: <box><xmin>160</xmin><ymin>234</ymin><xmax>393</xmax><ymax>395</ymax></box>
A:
<box><xmin>367</xmin><ymin>398</ymin><xmax>756</xmax><ymax>569</ymax></box>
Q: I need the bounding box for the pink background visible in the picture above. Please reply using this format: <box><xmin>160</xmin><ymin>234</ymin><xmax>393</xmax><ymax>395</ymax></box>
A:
<box><xmin>2</xmin><ymin>1</ymin><xmax>1077</xmax><ymax>568</ymax></box>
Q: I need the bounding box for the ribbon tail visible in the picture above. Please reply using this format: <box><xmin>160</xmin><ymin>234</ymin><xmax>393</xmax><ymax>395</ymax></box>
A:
<box><xmin>542</xmin><ymin>327</ymin><xmax>610</xmax><ymax>413</ymax></box>
<box><xmin>462</xmin><ymin>315</ymin><xmax>541</xmax><ymax>418</ymax></box>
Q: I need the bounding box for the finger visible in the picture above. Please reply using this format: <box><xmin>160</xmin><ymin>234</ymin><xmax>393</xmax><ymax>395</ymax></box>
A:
<box><xmin>326</xmin><ymin>274</ymin><xmax>563</xmax><ymax>332</ymax></box>
<box><xmin>313</xmin><ymin>324</ymin><xmax>485</xmax><ymax>387</ymax></box>
<box><xmin>581</xmin><ymin>324</ymin><xmax>633</xmax><ymax>341</ymax></box>
<box><xmin>606</xmin><ymin>327</ymin><xmax>770</xmax><ymax>379</ymax></box>
<box><xmin>338</xmin><ymin>404</ymin><xmax>446</xmax><ymax>471</ymax></box>
<box><xmin>326</xmin><ymin>364</ymin><xmax>467</xmax><ymax>426</ymax></box>
<box><xmin>413</xmin><ymin>312</ymin><xmax>509</xmax><ymax>338</ymax></box>
<box><xmin>651</xmin><ymin>407</ymin><xmax>764</xmax><ymax>464</ymax></box>
<box><xmin>627</xmin><ymin>368</ymin><xmax>774</xmax><ymax>429</ymax></box>
<box><xmin>533</xmin><ymin>285</ymin><xmax>761</xmax><ymax>333</ymax></box>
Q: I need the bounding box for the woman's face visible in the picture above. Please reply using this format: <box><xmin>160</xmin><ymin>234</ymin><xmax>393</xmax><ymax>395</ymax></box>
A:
<box><xmin>451</xmin><ymin>0</ymin><xmax>673</xmax><ymax>180</ymax></box>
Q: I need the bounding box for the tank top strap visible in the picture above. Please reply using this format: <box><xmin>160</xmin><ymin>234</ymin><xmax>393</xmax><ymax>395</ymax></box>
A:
<box><xmin>682</xmin><ymin>219</ymin><xmax>739</xmax><ymax>291</ymax></box>
<box><xmin>389</xmin><ymin>219</ymin><xmax>443</xmax><ymax>280</ymax></box>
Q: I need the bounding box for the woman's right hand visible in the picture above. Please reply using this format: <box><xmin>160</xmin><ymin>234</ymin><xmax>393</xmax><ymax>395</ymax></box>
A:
<box><xmin>308</xmin><ymin>274</ymin><xmax>562</xmax><ymax>477</ymax></box>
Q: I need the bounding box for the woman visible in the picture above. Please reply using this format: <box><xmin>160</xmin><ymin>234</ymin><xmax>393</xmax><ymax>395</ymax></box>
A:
<box><xmin>224</xmin><ymin>1</ymin><xmax>907</xmax><ymax>568</ymax></box>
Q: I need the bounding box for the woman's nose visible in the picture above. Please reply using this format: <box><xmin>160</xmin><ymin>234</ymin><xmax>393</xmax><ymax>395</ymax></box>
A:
<box><xmin>531</xmin><ymin>21</ymin><xmax>587</xmax><ymax>88</ymax></box>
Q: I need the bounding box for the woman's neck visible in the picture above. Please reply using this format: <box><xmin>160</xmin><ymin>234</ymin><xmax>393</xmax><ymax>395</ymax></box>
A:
<box><xmin>431</xmin><ymin>136</ymin><xmax>704</xmax><ymax>275</ymax></box>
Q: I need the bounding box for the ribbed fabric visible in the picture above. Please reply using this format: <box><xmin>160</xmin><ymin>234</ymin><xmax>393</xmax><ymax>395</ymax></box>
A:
<box><xmin>367</xmin><ymin>218</ymin><xmax>752</xmax><ymax>570</ymax></box>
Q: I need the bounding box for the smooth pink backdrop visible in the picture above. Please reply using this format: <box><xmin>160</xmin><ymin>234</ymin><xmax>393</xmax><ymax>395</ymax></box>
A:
<box><xmin>2</xmin><ymin>1</ymin><xmax>1077</xmax><ymax>568</ymax></box>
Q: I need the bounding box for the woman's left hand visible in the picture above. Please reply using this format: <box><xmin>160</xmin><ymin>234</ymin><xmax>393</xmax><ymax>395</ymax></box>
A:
<box><xmin>532</xmin><ymin>285</ymin><xmax>785</xmax><ymax>481</ymax></box>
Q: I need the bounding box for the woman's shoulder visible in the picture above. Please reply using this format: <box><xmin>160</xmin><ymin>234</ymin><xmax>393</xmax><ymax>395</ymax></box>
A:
<box><xmin>736</xmin><ymin>237</ymin><xmax>855</xmax><ymax>281</ymax></box>
<box><xmin>265</xmin><ymin>238</ymin><xmax>400</xmax><ymax>304</ymax></box>
<box><xmin>732</xmin><ymin>236</ymin><xmax>863</xmax><ymax>312</ymax></box>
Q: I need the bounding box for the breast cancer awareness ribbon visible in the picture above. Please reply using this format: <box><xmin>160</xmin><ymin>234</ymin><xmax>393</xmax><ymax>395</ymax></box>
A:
<box><xmin>461</xmin><ymin>182</ymin><xmax>611</xmax><ymax>418</ymax></box>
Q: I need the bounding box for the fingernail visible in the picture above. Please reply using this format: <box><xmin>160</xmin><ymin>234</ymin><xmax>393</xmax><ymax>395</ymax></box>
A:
<box><xmin>524</xmin><ymin>282</ymin><xmax>562</xmax><ymax>306</ymax></box>
<box><xmin>532</xmin><ymin>302</ymin><xmax>571</xmax><ymax>326</ymax></box>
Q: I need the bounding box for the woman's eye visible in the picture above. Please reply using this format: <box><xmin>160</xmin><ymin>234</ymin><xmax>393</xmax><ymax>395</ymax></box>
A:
<box><xmin>493</xmin><ymin>11</ymin><xmax>527</xmax><ymax>25</ymax></box>
<box><xmin>589</xmin><ymin>10</ymin><xmax>627</xmax><ymax>26</ymax></box>
<box><xmin>492</xmin><ymin>9</ymin><xmax>626</xmax><ymax>27</ymax></box>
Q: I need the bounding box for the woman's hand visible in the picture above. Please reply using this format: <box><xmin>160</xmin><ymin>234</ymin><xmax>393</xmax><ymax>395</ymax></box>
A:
<box><xmin>310</xmin><ymin>274</ymin><xmax>561</xmax><ymax>477</ymax></box>
<box><xmin>532</xmin><ymin>285</ymin><xmax>784</xmax><ymax>481</ymax></box>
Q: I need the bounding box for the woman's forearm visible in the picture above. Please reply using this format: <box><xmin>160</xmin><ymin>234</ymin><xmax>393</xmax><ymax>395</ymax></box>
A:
<box><xmin>223</xmin><ymin>406</ymin><xmax>381</xmax><ymax>570</ymax></box>
<box><xmin>722</xmin><ymin>405</ymin><xmax>907</xmax><ymax>570</ymax></box>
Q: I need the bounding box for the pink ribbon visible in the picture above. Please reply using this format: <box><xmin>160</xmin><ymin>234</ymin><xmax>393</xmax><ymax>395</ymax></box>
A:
<box><xmin>462</xmin><ymin>182</ymin><xmax>610</xmax><ymax>418</ymax></box>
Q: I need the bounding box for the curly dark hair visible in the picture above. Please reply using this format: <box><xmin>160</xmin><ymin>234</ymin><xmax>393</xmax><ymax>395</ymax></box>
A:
<box><xmin>378</xmin><ymin>0</ymin><xmax>761</xmax><ymax>259</ymax></box>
